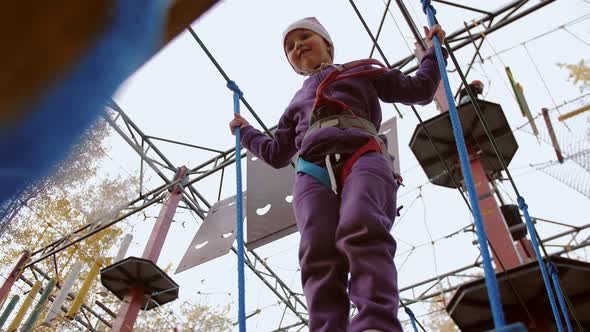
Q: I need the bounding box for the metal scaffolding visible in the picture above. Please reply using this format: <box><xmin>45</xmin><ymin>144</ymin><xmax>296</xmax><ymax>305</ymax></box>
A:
<box><xmin>7</xmin><ymin>0</ymin><xmax>581</xmax><ymax>330</ymax></box>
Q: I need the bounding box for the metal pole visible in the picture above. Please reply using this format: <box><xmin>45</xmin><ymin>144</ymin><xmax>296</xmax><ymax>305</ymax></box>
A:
<box><xmin>66</xmin><ymin>259</ymin><xmax>103</xmax><ymax>319</ymax></box>
<box><xmin>0</xmin><ymin>295</ymin><xmax>19</xmax><ymax>328</ymax></box>
<box><xmin>43</xmin><ymin>262</ymin><xmax>82</xmax><ymax>325</ymax></box>
<box><xmin>542</xmin><ymin>108</ymin><xmax>564</xmax><ymax>163</ymax></box>
<box><xmin>21</xmin><ymin>278</ymin><xmax>56</xmax><ymax>332</ymax></box>
<box><xmin>7</xmin><ymin>280</ymin><xmax>40</xmax><ymax>332</ymax></box>
<box><xmin>111</xmin><ymin>167</ymin><xmax>187</xmax><ymax>332</ymax></box>
<box><xmin>469</xmin><ymin>154</ymin><xmax>524</xmax><ymax>271</ymax></box>
<box><xmin>0</xmin><ymin>251</ymin><xmax>30</xmax><ymax>306</ymax></box>
<box><xmin>395</xmin><ymin>0</ymin><xmax>428</xmax><ymax>50</ymax></box>
<box><xmin>114</xmin><ymin>234</ymin><xmax>133</xmax><ymax>262</ymax></box>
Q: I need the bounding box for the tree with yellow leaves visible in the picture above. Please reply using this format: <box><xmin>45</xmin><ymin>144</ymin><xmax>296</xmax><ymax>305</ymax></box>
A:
<box><xmin>0</xmin><ymin>118</ymin><xmax>231</xmax><ymax>331</ymax></box>
<box><xmin>559</xmin><ymin>59</ymin><xmax>590</xmax><ymax>92</ymax></box>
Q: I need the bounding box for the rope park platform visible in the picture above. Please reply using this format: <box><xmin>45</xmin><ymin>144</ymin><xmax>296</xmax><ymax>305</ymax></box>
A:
<box><xmin>1</xmin><ymin>1</ymin><xmax>589</xmax><ymax>331</ymax></box>
<box><xmin>409</xmin><ymin>100</ymin><xmax>518</xmax><ymax>189</ymax></box>
<box><xmin>448</xmin><ymin>256</ymin><xmax>590</xmax><ymax>331</ymax></box>
<box><xmin>100</xmin><ymin>257</ymin><xmax>179</xmax><ymax>311</ymax></box>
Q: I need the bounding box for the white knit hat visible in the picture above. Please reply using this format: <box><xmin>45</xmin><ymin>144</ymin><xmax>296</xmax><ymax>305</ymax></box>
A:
<box><xmin>283</xmin><ymin>17</ymin><xmax>334</xmax><ymax>75</ymax></box>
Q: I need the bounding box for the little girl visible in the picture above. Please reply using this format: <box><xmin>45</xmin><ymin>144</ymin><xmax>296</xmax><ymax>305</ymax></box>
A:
<box><xmin>230</xmin><ymin>17</ymin><xmax>446</xmax><ymax>332</ymax></box>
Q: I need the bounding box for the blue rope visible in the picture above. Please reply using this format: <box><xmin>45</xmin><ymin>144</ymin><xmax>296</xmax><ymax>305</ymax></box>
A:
<box><xmin>548</xmin><ymin>263</ymin><xmax>573</xmax><ymax>331</ymax></box>
<box><xmin>404</xmin><ymin>306</ymin><xmax>420</xmax><ymax>332</ymax></box>
<box><xmin>517</xmin><ymin>197</ymin><xmax>564</xmax><ymax>331</ymax></box>
<box><xmin>420</xmin><ymin>0</ymin><xmax>506</xmax><ymax>327</ymax></box>
<box><xmin>227</xmin><ymin>80</ymin><xmax>246</xmax><ymax>332</ymax></box>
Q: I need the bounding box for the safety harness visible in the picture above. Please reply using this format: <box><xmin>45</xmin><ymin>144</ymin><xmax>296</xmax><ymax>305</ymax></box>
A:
<box><xmin>296</xmin><ymin>59</ymin><xmax>403</xmax><ymax>195</ymax></box>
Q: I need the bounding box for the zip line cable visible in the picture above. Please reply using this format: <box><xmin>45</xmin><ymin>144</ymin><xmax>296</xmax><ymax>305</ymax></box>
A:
<box><xmin>515</xmin><ymin>92</ymin><xmax>590</xmax><ymax>130</ymax></box>
<box><xmin>370</xmin><ymin>0</ymin><xmax>393</xmax><ymax>59</ymax></box>
<box><xmin>187</xmin><ymin>27</ymin><xmax>275</xmax><ymax>142</ymax></box>
<box><xmin>481</xmin><ymin>13</ymin><xmax>590</xmax><ymax>62</ymax></box>
<box><xmin>522</xmin><ymin>43</ymin><xmax>562</xmax><ymax>115</ymax></box>
<box><xmin>562</xmin><ymin>26</ymin><xmax>590</xmax><ymax>48</ymax></box>
<box><xmin>441</xmin><ymin>17</ymin><xmax>582</xmax><ymax>332</ymax></box>
<box><xmin>348</xmin><ymin>0</ymin><xmax>473</xmax><ymax>213</ymax></box>
<box><xmin>348</xmin><ymin>1</ymin><xmax>544</xmax><ymax>328</ymax></box>
<box><xmin>383</xmin><ymin>0</ymin><xmax>417</xmax><ymax>60</ymax></box>
<box><xmin>423</xmin><ymin>2</ymin><xmax>506</xmax><ymax>325</ymax></box>
<box><xmin>348</xmin><ymin>0</ymin><xmax>545</xmax><ymax>325</ymax></box>
<box><xmin>188</xmin><ymin>26</ymin><xmax>296</xmax><ymax>171</ymax></box>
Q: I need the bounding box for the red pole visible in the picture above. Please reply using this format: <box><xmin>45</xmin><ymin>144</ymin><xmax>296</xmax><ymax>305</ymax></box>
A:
<box><xmin>541</xmin><ymin>107</ymin><xmax>564</xmax><ymax>163</ymax></box>
<box><xmin>0</xmin><ymin>251</ymin><xmax>30</xmax><ymax>306</ymax></box>
<box><xmin>441</xmin><ymin>100</ymin><xmax>526</xmax><ymax>271</ymax></box>
<box><xmin>469</xmin><ymin>156</ymin><xmax>524</xmax><ymax>271</ymax></box>
<box><xmin>111</xmin><ymin>167</ymin><xmax>187</xmax><ymax>332</ymax></box>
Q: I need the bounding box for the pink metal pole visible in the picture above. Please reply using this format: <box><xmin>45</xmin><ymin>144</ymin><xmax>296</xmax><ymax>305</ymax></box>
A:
<box><xmin>111</xmin><ymin>167</ymin><xmax>187</xmax><ymax>332</ymax></box>
<box><xmin>438</xmin><ymin>91</ymin><xmax>525</xmax><ymax>271</ymax></box>
<box><xmin>111</xmin><ymin>285</ymin><xmax>145</xmax><ymax>332</ymax></box>
<box><xmin>470</xmin><ymin>156</ymin><xmax>524</xmax><ymax>271</ymax></box>
<box><xmin>0</xmin><ymin>251</ymin><xmax>30</xmax><ymax>307</ymax></box>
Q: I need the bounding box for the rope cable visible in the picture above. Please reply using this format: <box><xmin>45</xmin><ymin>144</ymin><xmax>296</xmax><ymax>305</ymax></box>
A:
<box><xmin>347</xmin><ymin>0</ymin><xmax>473</xmax><ymax>213</ymax></box>
<box><xmin>422</xmin><ymin>0</ymin><xmax>506</xmax><ymax>326</ymax></box>
<box><xmin>187</xmin><ymin>27</ymin><xmax>275</xmax><ymax>141</ymax></box>
<box><xmin>400</xmin><ymin>301</ymin><xmax>427</xmax><ymax>332</ymax></box>
<box><xmin>562</xmin><ymin>26</ymin><xmax>590</xmax><ymax>48</ymax></box>
<box><xmin>445</xmin><ymin>23</ymin><xmax>586</xmax><ymax>329</ymax></box>
<box><xmin>227</xmin><ymin>80</ymin><xmax>247</xmax><ymax>332</ymax></box>
<box><xmin>349</xmin><ymin>0</ymin><xmax>541</xmax><ymax>326</ymax></box>
<box><xmin>522</xmin><ymin>43</ymin><xmax>563</xmax><ymax>115</ymax></box>
<box><xmin>480</xmin><ymin>13</ymin><xmax>590</xmax><ymax>62</ymax></box>
<box><xmin>443</xmin><ymin>31</ymin><xmax>570</xmax><ymax>332</ymax></box>
<box><xmin>369</xmin><ymin>0</ymin><xmax>393</xmax><ymax>59</ymax></box>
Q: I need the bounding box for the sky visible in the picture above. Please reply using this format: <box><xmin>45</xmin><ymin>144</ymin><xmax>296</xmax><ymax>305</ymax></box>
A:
<box><xmin>93</xmin><ymin>0</ymin><xmax>590</xmax><ymax>330</ymax></box>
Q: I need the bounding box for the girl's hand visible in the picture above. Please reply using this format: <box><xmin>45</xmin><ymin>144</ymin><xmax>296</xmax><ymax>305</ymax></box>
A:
<box><xmin>229</xmin><ymin>113</ymin><xmax>250</xmax><ymax>135</ymax></box>
<box><xmin>423</xmin><ymin>24</ymin><xmax>446</xmax><ymax>48</ymax></box>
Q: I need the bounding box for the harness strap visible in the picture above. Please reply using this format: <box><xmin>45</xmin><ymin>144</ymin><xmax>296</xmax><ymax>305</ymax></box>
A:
<box><xmin>303</xmin><ymin>113</ymin><xmax>379</xmax><ymax>140</ymax></box>
<box><xmin>296</xmin><ymin>157</ymin><xmax>332</xmax><ymax>189</ymax></box>
<box><xmin>340</xmin><ymin>137</ymin><xmax>384</xmax><ymax>186</ymax></box>
<box><xmin>312</xmin><ymin>59</ymin><xmax>388</xmax><ymax>113</ymax></box>
<box><xmin>297</xmin><ymin>137</ymin><xmax>387</xmax><ymax>193</ymax></box>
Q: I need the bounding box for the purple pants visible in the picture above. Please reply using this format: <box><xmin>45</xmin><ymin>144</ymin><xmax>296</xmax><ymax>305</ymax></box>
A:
<box><xmin>293</xmin><ymin>152</ymin><xmax>402</xmax><ymax>332</ymax></box>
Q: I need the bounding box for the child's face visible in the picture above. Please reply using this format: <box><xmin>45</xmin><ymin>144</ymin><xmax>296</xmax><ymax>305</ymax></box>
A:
<box><xmin>285</xmin><ymin>29</ymin><xmax>333</xmax><ymax>74</ymax></box>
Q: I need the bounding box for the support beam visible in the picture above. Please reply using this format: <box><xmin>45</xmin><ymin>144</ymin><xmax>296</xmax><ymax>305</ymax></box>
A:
<box><xmin>395</xmin><ymin>0</ymin><xmax>428</xmax><ymax>51</ymax></box>
<box><xmin>432</xmin><ymin>0</ymin><xmax>494</xmax><ymax>16</ymax></box>
<box><xmin>43</xmin><ymin>263</ymin><xmax>82</xmax><ymax>325</ymax></box>
<box><xmin>392</xmin><ymin>0</ymin><xmax>556</xmax><ymax>73</ymax></box>
<box><xmin>0</xmin><ymin>251</ymin><xmax>30</xmax><ymax>307</ymax></box>
<box><xmin>470</xmin><ymin>158</ymin><xmax>524</xmax><ymax>271</ymax></box>
<box><xmin>111</xmin><ymin>167</ymin><xmax>186</xmax><ymax>332</ymax></box>
<box><xmin>542</xmin><ymin>108</ymin><xmax>564</xmax><ymax>164</ymax></box>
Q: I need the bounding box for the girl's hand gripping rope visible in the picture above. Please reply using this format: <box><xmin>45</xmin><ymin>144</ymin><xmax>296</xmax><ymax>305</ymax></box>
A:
<box><xmin>423</xmin><ymin>24</ymin><xmax>446</xmax><ymax>48</ymax></box>
<box><xmin>229</xmin><ymin>113</ymin><xmax>250</xmax><ymax>135</ymax></box>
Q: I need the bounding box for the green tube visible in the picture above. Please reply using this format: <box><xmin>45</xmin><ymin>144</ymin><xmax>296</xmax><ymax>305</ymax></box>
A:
<box><xmin>7</xmin><ymin>281</ymin><xmax>40</xmax><ymax>332</ymax></box>
<box><xmin>0</xmin><ymin>295</ymin><xmax>20</xmax><ymax>328</ymax></box>
<box><xmin>20</xmin><ymin>278</ymin><xmax>56</xmax><ymax>332</ymax></box>
<box><xmin>505</xmin><ymin>66</ymin><xmax>526</xmax><ymax>116</ymax></box>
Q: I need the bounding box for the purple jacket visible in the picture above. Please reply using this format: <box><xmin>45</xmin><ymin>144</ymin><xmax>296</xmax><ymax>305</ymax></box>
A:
<box><xmin>241</xmin><ymin>47</ymin><xmax>446</xmax><ymax>168</ymax></box>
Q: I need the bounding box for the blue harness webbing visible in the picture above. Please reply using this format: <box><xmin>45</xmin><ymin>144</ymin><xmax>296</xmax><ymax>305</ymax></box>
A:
<box><xmin>296</xmin><ymin>157</ymin><xmax>332</xmax><ymax>189</ymax></box>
